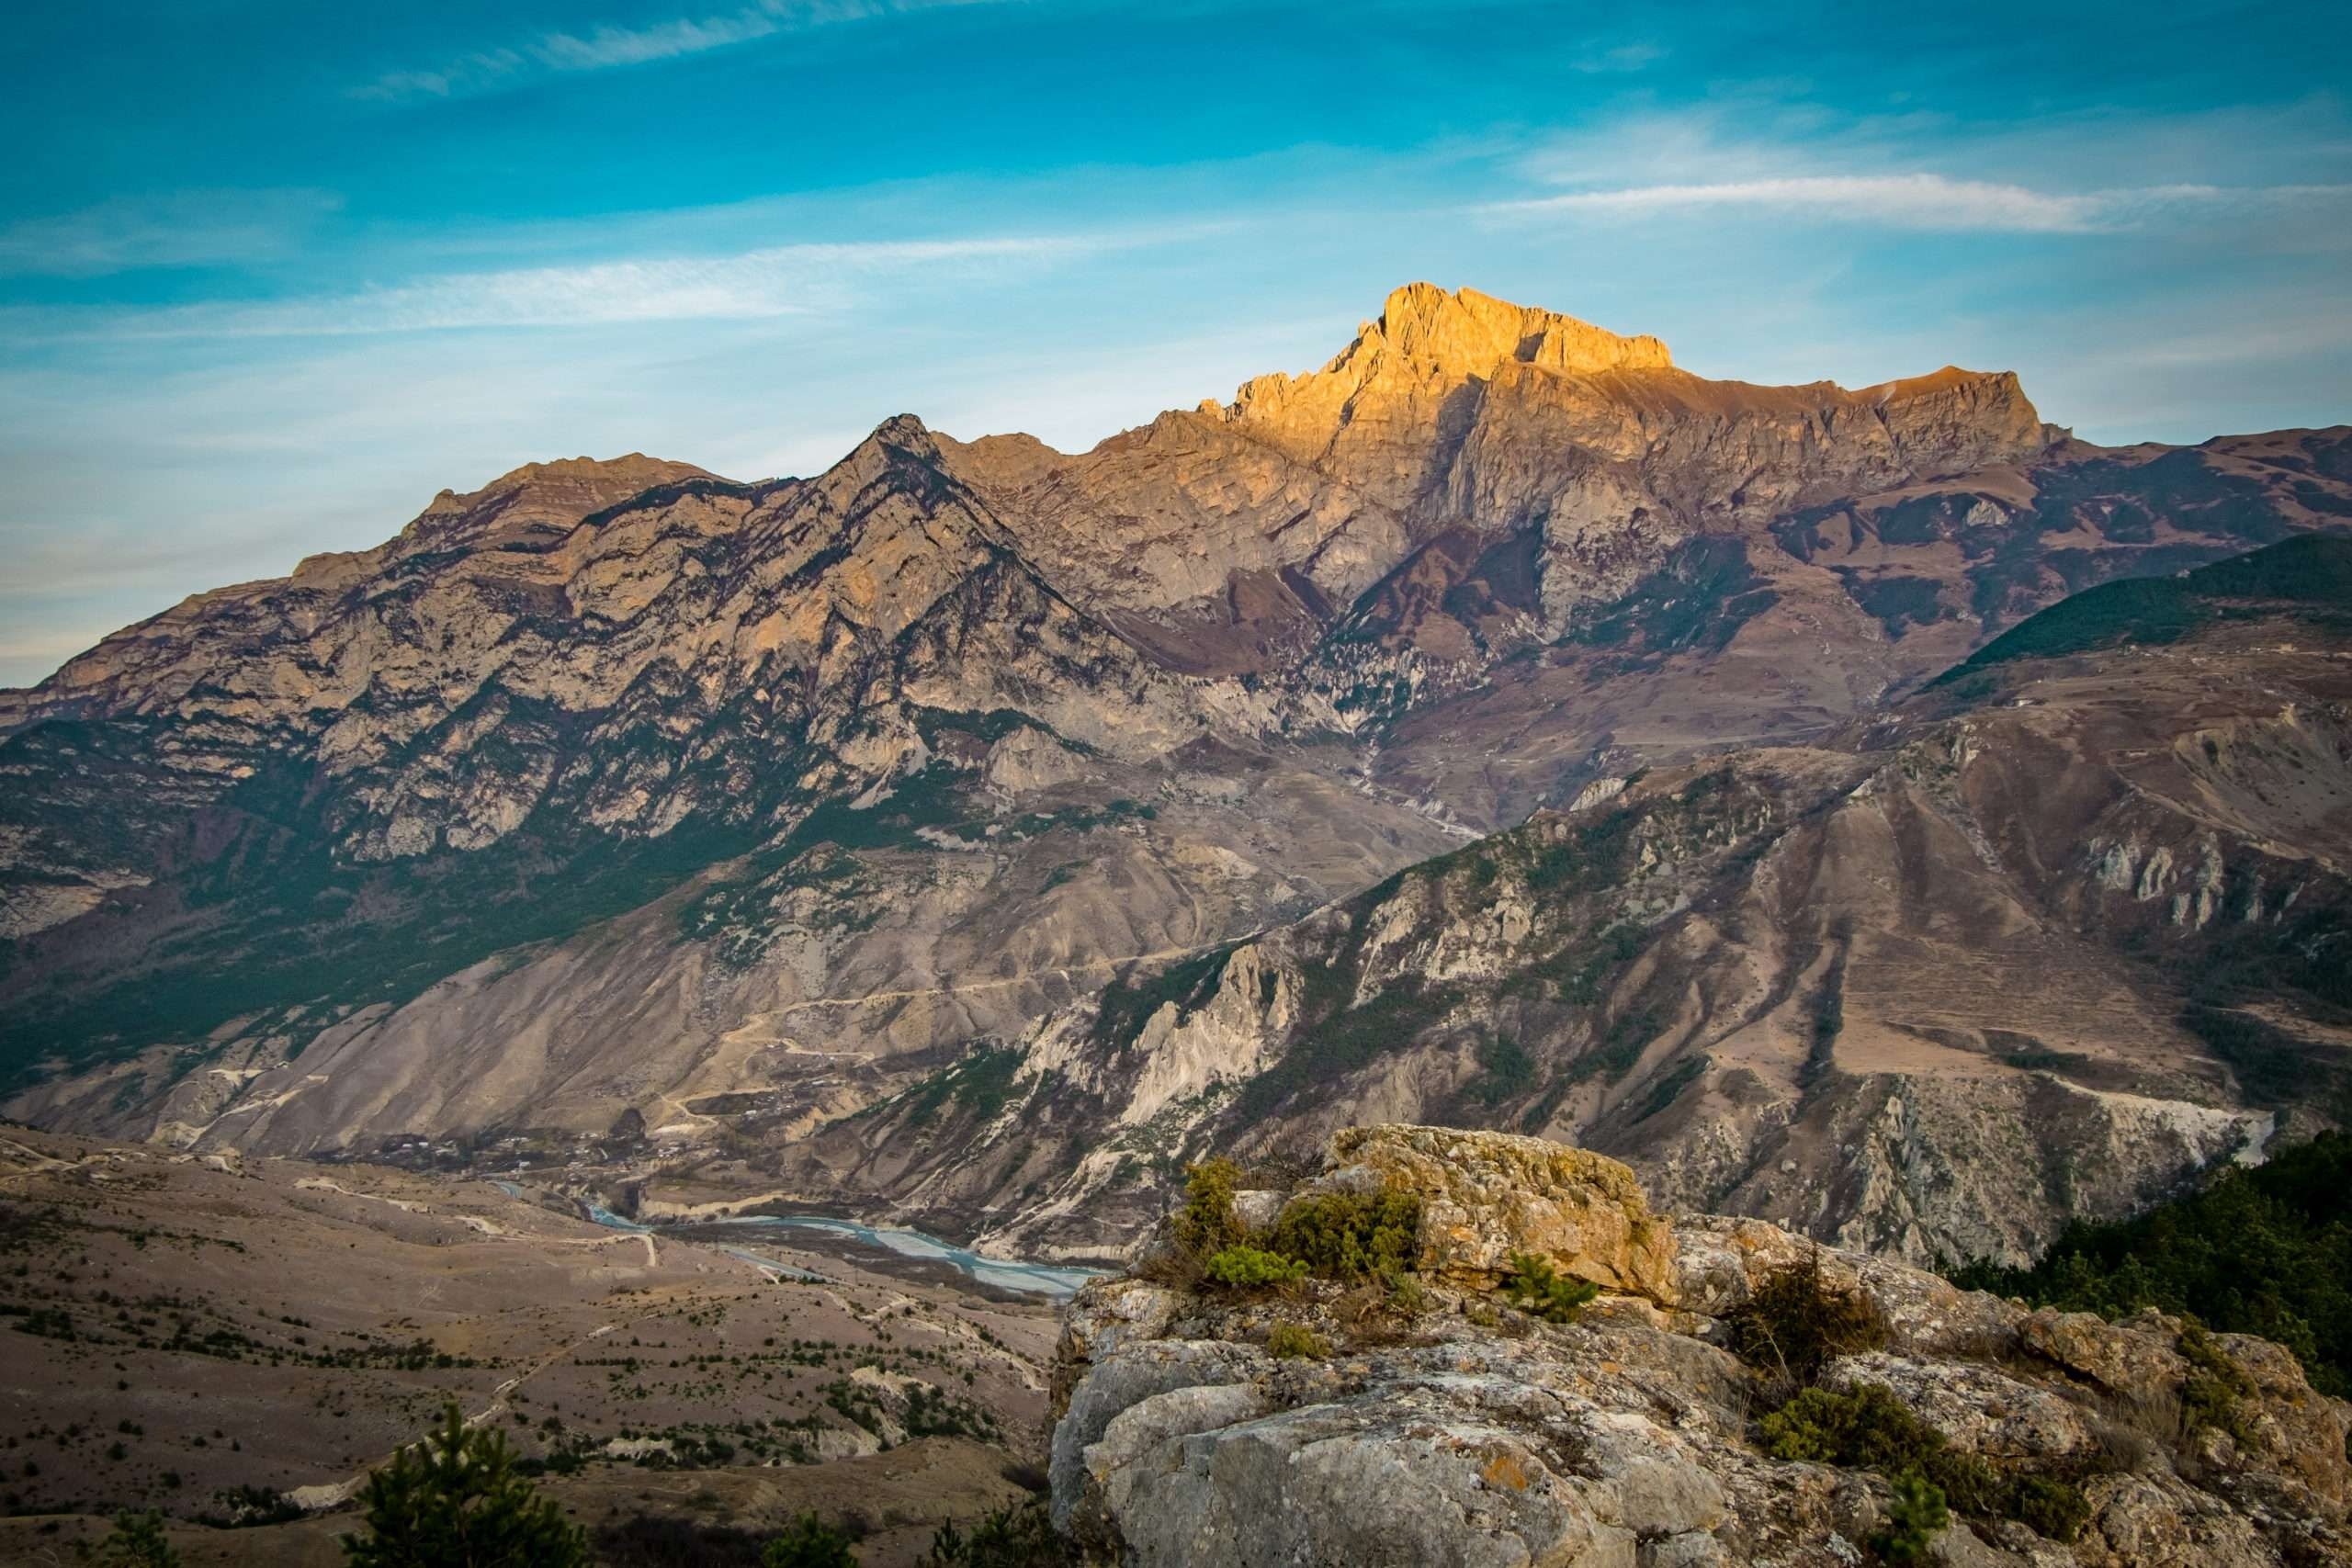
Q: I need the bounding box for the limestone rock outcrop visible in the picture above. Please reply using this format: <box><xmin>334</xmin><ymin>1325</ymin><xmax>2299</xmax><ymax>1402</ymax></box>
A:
<box><xmin>1050</xmin><ymin>1126</ymin><xmax>2351</xmax><ymax>1567</ymax></box>
<box><xmin>1317</xmin><ymin>1124</ymin><xmax>1678</xmax><ymax>1301</ymax></box>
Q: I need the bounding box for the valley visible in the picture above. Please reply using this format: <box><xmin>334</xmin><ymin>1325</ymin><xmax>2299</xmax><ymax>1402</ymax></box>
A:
<box><xmin>0</xmin><ymin>1126</ymin><xmax>1063</xmax><ymax>1563</ymax></box>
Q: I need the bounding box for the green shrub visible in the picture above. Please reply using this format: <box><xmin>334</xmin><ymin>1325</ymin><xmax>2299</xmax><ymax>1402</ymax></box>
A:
<box><xmin>1761</xmin><ymin>1383</ymin><xmax>1913</xmax><ymax>1463</ymax></box>
<box><xmin>2177</xmin><ymin>1322</ymin><xmax>2258</xmax><ymax>1445</ymax></box>
<box><xmin>1266</xmin><ymin>1323</ymin><xmax>1331</xmax><ymax>1359</ymax></box>
<box><xmin>1384</xmin><ymin>1269</ymin><xmax>1430</xmax><ymax>1316</ymax></box>
<box><xmin>1499</xmin><ymin>1252</ymin><xmax>1600</xmax><ymax>1324</ymax></box>
<box><xmin>1169</xmin><ymin>1158</ymin><xmax>1246</xmax><ymax>1259</ymax></box>
<box><xmin>91</xmin><ymin>1512</ymin><xmax>179</xmax><ymax>1568</ymax></box>
<box><xmin>763</xmin><ymin>1512</ymin><xmax>857</xmax><ymax>1568</ymax></box>
<box><xmin>1760</xmin><ymin>1384</ymin><xmax>1997</xmax><ymax>1511</ymax></box>
<box><xmin>2008</xmin><ymin>1473</ymin><xmax>2091</xmax><ymax>1543</ymax></box>
<box><xmin>919</xmin><ymin>1499</ymin><xmax>1073</xmax><ymax>1566</ymax></box>
<box><xmin>1203</xmin><ymin>1246</ymin><xmax>1308</xmax><ymax>1289</ymax></box>
<box><xmin>1725</xmin><ymin>1250</ymin><xmax>1888</xmax><ymax>1383</ymax></box>
<box><xmin>1464</xmin><ymin>1033</ymin><xmax>1535</xmax><ymax>1105</ymax></box>
<box><xmin>1876</xmin><ymin>1470</ymin><xmax>1947</xmax><ymax>1564</ymax></box>
<box><xmin>1760</xmin><ymin>1383</ymin><xmax>2085</xmax><ymax>1541</ymax></box>
<box><xmin>1266</xmin><ymin>1190</ymin><xmax>1422</xmax><ymax>1280</ymax></box>
<box><xmin>342</xmin><ymin>1404</ymin><xmax>585</xmax><ymax>1567</ymax></box>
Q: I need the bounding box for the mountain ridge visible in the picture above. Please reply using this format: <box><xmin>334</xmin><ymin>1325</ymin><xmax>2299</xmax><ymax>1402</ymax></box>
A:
<box><xmin>3</xmin><ymin>283</ymin><xmax>2347</xmax><ymax>1277</ymax></box>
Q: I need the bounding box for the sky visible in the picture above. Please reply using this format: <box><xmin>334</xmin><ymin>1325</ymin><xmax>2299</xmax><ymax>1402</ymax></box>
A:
<box><xmin>1</xmin><ymin>0</ymin><xmax>2347</xmax><ymax>687</ymax></box>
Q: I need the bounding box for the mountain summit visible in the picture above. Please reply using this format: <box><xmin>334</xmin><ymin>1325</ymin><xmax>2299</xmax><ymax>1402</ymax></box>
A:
<box><xmin>1223</xmin><ymin>281</ymin><xmax>1676</xmax><ymax>422</ymax></box>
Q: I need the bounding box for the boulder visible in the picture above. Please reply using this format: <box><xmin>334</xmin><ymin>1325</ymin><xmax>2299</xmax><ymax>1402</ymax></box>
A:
<box><xmin>1321</xmin><ymin>1123</ymin><xmax>1679</xmax><ymax>1303</ymax></box>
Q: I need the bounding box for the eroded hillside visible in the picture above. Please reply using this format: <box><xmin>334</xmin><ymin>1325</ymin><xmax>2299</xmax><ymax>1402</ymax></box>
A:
<box><xmin>816</xmin><ymin>540</ymin><xmax>2352</xmax><ymax>1267</ymax></box>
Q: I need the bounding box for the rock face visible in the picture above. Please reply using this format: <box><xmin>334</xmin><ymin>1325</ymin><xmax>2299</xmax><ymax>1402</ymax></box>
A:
<box><xmin>2</xmin><ymin>284</ymin><xmax>2348</xmax><ymax>1271</ymax></box>
<box><xmin>1317</xmin><ymin>1124</ymin><xmax>1679</xmax><ymax>1300</ymax></box>
<box><xmin>1050</xmin><ymin>1126</ymin><xmax>2352</xmax><ymax>1567</ymax></box>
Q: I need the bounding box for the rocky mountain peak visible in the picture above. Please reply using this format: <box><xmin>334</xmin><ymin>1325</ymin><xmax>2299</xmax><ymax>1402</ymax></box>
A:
<box><xmin>404</xmin><ymin>450</ymin><xmax>721</xmax><ymax>552</ymax></box>
<box><xmin>812</xmin><ymin>412</ymin><xmax>954</xmax><ymax>498</ymax></box>
<box><xmin>424</xmin><ymin>451</ymin><xmax>716</xmax><ymax>514</ymax></box>
<box><xmin>1370</xmin><ymin>280</ymin><xmax>1675</xmax><ymax>378</ymax></box>
<box><xmin>858</xmin><ymin>412</ymin><xmax>938</xmax><ymax>453</ymax></box>
<box><xmin>1217</xmin><ymin>282</ymin><xmax>1673</xmax><ymax>436</ymax></box>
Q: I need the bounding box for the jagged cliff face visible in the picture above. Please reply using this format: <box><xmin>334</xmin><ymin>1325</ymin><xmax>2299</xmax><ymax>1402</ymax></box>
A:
<box><xmin>3</xmin><ymin>285</ymin><xmax>2347</xmax><ymax>1269</ymax></box>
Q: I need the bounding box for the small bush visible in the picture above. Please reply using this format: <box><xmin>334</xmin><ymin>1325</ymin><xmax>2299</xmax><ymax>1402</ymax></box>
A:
<box><xmin>1760</xmin><ymin>1384</ymin><xmax>1998</xmax><ymax>1512</ymax></box>
<box><xmin>1726</xmin><ymin>1250</ymin><xmax>1888</xmax><ymax>1384</ymax></box>
<box><xmin>1266</xmin><ymin>1323</ymin><xmax>1331</xmax><ymax>1359</ymax></box>
<box><xmin>1266</xmin><ymin>1189</ymin><xmax>1422</xmax><ymax>1280</ymax></box>
<box><xmin>2009</xmin><ymin>1472</ymin><xmax>2091</xmax><ymax>1543</ymax></box>
<box><xmin>1761</xmin><ymin>1383</ymin><xmax>1911</xmax><ymax>1463</ymax></box>
<box><xmin>1203</xmin><ymin>1246</ymin><xmax>1307</xmax><ymax>1289</ymax></box>
<box><xmin>1760</xmin><ymin>1383</ymin><xmax>2086</xmax><ymax>1542</ymax></box>
<box><xmin>920</xmin><ymin>1499</ymin><xmax>1074</xmax><ymax>1566</ymax></box>
<box><xmin>1384</xmin><ymin>1269</ymin><xmax>1430</xmax><ymax>1316</ymax></box>
<box><xmin>1169</xmin><ymin>1158</ymin><xmax>1246</xmax><ymax>1259</ymax></box>
<box><xmin>763</xmin><ymin>1511</ymin><xmax>856</xmax><ymax>1568</ymax></box>
<box><xmin>2177</xmin><ymin>1322</ymin><xmax>2259</xmax><ymax>1446</ymax></box>
<box><xmin>1876</xmin><ymin>1470</ymin><xmax>1947</xmax><ymax>1564</ymax></box>
<box><xmin>1499</xmin><ymin>1252</ymin><xmax>1600</xmax><ymax>1324</ymax></box>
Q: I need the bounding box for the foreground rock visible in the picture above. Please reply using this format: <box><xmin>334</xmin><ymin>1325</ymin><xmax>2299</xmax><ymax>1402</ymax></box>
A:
<box><xmin>1050</xmin><ymin>1126</ymin><xmax>2351</xmax><ymax>1566</ymax></box>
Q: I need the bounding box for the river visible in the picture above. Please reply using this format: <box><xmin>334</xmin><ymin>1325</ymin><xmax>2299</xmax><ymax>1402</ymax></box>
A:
<box><xmin>495</xmin><ymin>1182</ymin><xmax>1102</xmax><ymax>1299</ymax></box>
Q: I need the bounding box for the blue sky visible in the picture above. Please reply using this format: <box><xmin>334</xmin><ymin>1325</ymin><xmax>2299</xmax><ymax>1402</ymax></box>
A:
<box><xmin>2</xmin><ymin>0</ymin><xmax>2347</xmax><ymax>686</ymax></box>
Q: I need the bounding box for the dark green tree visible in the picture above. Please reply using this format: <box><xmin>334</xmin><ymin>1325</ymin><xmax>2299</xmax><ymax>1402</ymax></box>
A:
<box><xmin>763</xmin><ymin>1510</ymin><xmax>857</xmax><ymax>1567</ymax></box>
<box><xmin>87</xmin><ymin>1511</ymin><xmax>179</xmax><ymax>1567</ymax></box>
<box><xmin>341</xmin><ymin>1403</ymin><xmax>586</xmax><ymax>1568</ymax></box>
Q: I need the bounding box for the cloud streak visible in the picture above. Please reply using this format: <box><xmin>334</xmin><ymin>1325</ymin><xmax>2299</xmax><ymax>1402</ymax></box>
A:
<box><xmin>1485</xmin><ymin>173</ymin><xmax>2347</xmax><ymax>233</ymax></box>
<box><xmin>0</xmin><ymin>189</ymin><xmax>344</xmax><ymax>277</ymax></box>
<box><xmin>11</xmin><ymin>231</ymin><xmax>1106</xmax><ymax>341</ymax></box>
<box><xmin>356</xmin><ymin>0</ymin><xmax>991</xmax><ymax>101</ymax></box>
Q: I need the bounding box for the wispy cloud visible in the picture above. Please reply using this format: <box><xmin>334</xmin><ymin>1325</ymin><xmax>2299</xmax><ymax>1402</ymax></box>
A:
<box><xmin>1568</xmin><ymin>42</ymin><xmax>1666</xmax><ymax>74</ymax></box>
<box><xmin>1495</xmin><ymin>99</ymin><xmax>2352</xmax><ymax>235</ymax></box>
<box><xmin>1486</xmin><ymin>174</ymin><xmax>2222</xmax><ymax>232</ymax></box>
<box><xmin>1488</xmin><ymin>173</ymin><xmax>2352</xmax><ymax>233</ymax></box>
<box><xmin>0</xmin><ymin>189</ymin><xmax>343</xmax><ymax>277</ymax></box>
<box><xmin>356</xmin><ymin>0</ymin><xmax>991</xmax><ymax>101</ymax></box>
<box><xmin>10</xmin><ymin>231</ymin><xmax>1108</xmax><ymax>341</ymax></box>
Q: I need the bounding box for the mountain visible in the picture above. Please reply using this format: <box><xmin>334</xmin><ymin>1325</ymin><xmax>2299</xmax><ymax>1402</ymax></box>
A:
<box><xmin>4</xmin><ymin>284</ymin><xmax>2347</xmax><ymax>1269</ymax></box>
